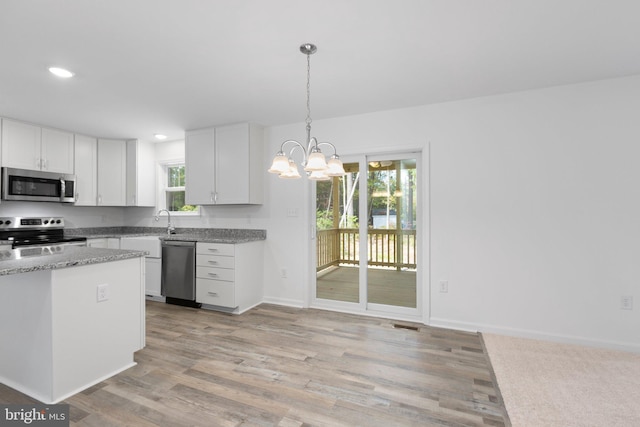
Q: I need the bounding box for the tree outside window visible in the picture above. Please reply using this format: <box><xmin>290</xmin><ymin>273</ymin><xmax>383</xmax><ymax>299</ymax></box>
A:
<box><xmin>165</xmin><ymin>164</ymin><xmax>197</xmax><ymax>212</ymax></box>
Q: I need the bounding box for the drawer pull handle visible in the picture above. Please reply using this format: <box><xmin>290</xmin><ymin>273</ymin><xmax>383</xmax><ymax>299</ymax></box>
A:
<box><xmin>207</xmin><ymin>260</ymin><xmax>218</xmax><ymax>264</ymax></box>
<box><xmin>208</xmin><ymin>273</ymin><xmax>218</xmax><ymax>277</ymax></box>
<box><xmin>207</xmin><ymin>292</ymin><xmax>219</xmax><ymax>297</ymax></box>
<box><xmin>208</xmin><ymin>248</ymin><xmax>219</xmax><ymax>252</ymax></box>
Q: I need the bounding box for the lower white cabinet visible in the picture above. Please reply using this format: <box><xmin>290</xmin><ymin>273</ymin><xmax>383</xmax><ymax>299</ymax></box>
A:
<box><xmin>195</xmin><ymin>241</ymin><xmax>263</xmax><ymax>314</ymax></box>
<box><xmin>86</xmin><ymin>238</ymin><xmax>107</xmax><ymax>248</ymax></box>
<box><xmin>86</xmin><ymin>238</ymin><xmax>120</xmax><ymax>249</ymax></box>
<box><xmin>120</xmin><ymin>236</ymin><xmax>162</xmax><ymax>298</ymax></box>
<box><xmin>145</xmin><ymin>258</ymin><xmax>162</xmax><ymax>297</ymax></box>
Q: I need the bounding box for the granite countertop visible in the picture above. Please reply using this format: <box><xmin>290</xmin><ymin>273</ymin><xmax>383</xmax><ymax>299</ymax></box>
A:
<box><xmin>0</xmin><ymin>246</ymin><xmax>146</xmax><ymax>276</ymax></box>
<box><xmin>159</xmin><ymin>234</ymin><xmax>261</xmax><ymax>244</ymax></box>
<box><xmin>67</xmin><ymin>226</ymin><xmax>266</xmax><ymax>244</ymax></box>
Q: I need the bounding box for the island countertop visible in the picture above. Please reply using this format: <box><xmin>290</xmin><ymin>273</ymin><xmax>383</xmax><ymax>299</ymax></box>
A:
<box><xmin>0</xmin><ymin>246</ymin><xmax>146</xmax><ymax>276</ymax></box>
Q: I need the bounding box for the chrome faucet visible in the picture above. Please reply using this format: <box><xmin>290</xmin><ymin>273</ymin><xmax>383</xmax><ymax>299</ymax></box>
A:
<box><xmin>155</xmin><ymin>209</ymin><xmax>175</xmax><ymax>235</ymax></box>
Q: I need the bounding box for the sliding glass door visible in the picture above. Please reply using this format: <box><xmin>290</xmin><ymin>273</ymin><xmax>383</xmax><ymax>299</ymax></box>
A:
<box><xmin>366</xmin><ymin>158</ymin><xmax>417</xmax><ymax>309</ymax></box>
<box><xmin>315</xmin><ymin>153</ymin><xmax>419</xmax><ymax>317</ymax></box>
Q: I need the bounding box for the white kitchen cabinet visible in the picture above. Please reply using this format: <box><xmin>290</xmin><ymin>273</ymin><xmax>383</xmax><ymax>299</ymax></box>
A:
<box><xmin>126</xmin><ymin>139</ymin><xmax>156</xmax><ymax>207</ymax></box>
<box><xmin>1</xmin><ymin>119</ymin><xmax>74</xmax><ymax>174</ymax></box>
<box><xmin>120</xmin><ymin>236</ymin><xmax>162</xmax><ymax>298</ymax></box>
<box><xmin>185</xmin><ymin>127</ymin><xmax>215</xmax><ymax>205</ymax></box>
<box><xmin>146</xmin><ymin>258</ymin><xmax>162</xmax><ymax>297</ymax></box>
<box><xmin>97</xmin><ymin>139</ymin><xmax>127</xmax><ymax>206</ymax></box>
<box><xmin>74</xmin><ymin>134</ymin><xmax>98</xmax><ymax>206</ymax></box>
<box><xmin>185</xmin><ymin>123</ymin><xmax>263</xmax><ymax>205</ymax></box>
<box><xmin>87</xmin><ymin>237</ymin><xmax>120</xmax><ymax>249</ymax></box>
<box><xmin>195</xmin><ymin>241</ymin><xmax>263</xmax><ymax>314</ymax></box>
<box><xmin>41</xmin><ymin>128</ymin><xmax>75</xmax><ymax>173</ymax></box>
<box><xmin>86</xmin><ymin>238</ymin><xmax>107</xmax><ymax>248</ymax></box>
<box><xmin>107</xmin><ymin>238</ymin><xmax>121</xmax><ymax>249</ymax></box>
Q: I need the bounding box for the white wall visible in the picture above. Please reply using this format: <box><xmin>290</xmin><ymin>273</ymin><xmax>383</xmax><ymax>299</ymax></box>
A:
<box><xmin>263</xmin><ymin>75</ymin><xmax>640</xmax><ymax>352</ymax></box>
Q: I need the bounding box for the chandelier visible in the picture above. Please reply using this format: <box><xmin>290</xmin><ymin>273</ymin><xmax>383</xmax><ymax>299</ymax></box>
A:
<box><xmin>268</xmin><ymin>43</ymin><xmax>346</xmax><ymax>180</ymax></box>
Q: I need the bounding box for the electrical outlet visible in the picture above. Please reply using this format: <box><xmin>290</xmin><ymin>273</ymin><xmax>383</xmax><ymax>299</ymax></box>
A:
<box><xmin>286</xmin><ymin>208</ymin><xmax>299</xmax><ymax>217</ymax></box>
<box><xmin>97</xmin><ymin>284</ymin><xmax>109</xmax><ymax>302</ymax></box>
<box><xmin>439</xmin><ymin>280</ymin><xmax>448</xmax><ymax>293</ymax></box>
<box><xmin>281</xmin><ymin>269</ymin><xmax>288</xmax><ymax>278</ymax></box>
<box><xmin>621</xmin><ymin>296</ymin><xmax>633</xmax><ymax>310</ymax></box>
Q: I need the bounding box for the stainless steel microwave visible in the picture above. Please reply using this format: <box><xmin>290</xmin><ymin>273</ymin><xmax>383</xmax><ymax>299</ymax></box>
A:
<box><xmin>1</xmin><ymin>167</ymin><xmax>77</xmax><ymax>203</ymax></box>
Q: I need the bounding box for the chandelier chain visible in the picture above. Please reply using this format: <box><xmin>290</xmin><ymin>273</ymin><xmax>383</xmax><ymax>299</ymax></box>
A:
<box><xmin>305</xmin><ymin>52</ymin><xmax>312</xmax><ymax>128</ymax></box>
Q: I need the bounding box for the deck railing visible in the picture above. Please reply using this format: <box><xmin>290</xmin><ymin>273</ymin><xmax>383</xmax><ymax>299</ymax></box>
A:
<box><xmin>317</xmin><ymin>228</ymin><xmax>416</xmax><ymax>272</ymax></box>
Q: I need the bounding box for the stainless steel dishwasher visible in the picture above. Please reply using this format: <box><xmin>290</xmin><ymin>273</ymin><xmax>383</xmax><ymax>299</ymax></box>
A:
<box><xmin>161</xmin><ymin>240</ymin><xmax>200</xmax><ymax>307</ymax></box>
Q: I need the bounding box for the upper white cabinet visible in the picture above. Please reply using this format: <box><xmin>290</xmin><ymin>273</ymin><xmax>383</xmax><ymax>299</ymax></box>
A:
<box><xmin>126</xmin><ymin>139</ymin><xmax>156</xmax><ymax>207</ymax></box>
<box><xmin>1</xmin><ymin>119</ymin><xmax>74</xmax><ymax>174</ymax></box>
<box><xmin>185</xmin><ymin>127</ymin><xmax>215</xmax><ymax>205</ymax></box>
<box><xmin>74</xmin><ymin>134</ymin><xmax>98</xmax><ymax>206</ymax></box>
<box><xmin>97</xmin><ymin>139</ymin><xmax>127</xmax><ymax>206</ymax></box>
<box><xmin>185</xmin><ymin>123</ymin><xmax>263</xmax><ymax>205</ymax></box>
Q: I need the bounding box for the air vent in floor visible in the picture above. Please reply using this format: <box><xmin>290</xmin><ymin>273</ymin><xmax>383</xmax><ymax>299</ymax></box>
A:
<box><xmin>393</xmin><ymin>323</ymin><xmax>419</xmax><ymax>331</ymax></box>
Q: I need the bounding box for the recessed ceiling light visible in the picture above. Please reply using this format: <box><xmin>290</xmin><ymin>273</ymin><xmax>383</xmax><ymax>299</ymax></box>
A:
<box><xmin>154</xmin><ymin>134</ymin><xmax>167</xmax><ymax>140</ymax></box>
<box><xmin>48</xmin><ymin>67</ymin><xmax>74</xmax><ymax>78</ymax></box>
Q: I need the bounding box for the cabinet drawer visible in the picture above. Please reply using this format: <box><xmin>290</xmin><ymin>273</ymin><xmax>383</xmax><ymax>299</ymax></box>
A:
<box><xmin>197</xmin><ymin>254</ymin><xmax>234</xmax><ymax>269</ymax></box>
<box><xmin>196</xmin><ymin>279</ymin><xmax>235</xmax><ymax>307</ymax></box>
<box><xmin>196</xmin><ymin>266</ymin><xmax>234</xmax><ymax>282</ymax></box>
<box><xmin>197</xmin><ymin>242</ymin><xmax>234</xmax><ymax>256</ymax></box>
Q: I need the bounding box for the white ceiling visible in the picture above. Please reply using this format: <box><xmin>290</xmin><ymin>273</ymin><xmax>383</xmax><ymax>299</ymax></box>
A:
<box><xmin>2</xmin><ymin>0</ymin><xmax>640</xmax><ymax>141</ymax></box>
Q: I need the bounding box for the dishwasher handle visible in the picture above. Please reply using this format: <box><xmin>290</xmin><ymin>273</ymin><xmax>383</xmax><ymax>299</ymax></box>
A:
<box><xmin>161</xmin><ymin>240</ymin><xmax>196</xmax><ymax>248</ymax></box>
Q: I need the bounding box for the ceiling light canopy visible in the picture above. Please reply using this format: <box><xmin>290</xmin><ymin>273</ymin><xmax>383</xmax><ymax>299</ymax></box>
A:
<box><xmin>48</xmin><ymin>67</ymin><xmax>74</xmax><ymax>78</ymax></box>
<box><xmin>268</xmin><ymin>43</ymin><xmax>345</xmax><ymax>181</ymax></box>
<box><xmin>154</xmin><ymin>134</ymin><xmax>167</xmax><ymax>140</ymax></box>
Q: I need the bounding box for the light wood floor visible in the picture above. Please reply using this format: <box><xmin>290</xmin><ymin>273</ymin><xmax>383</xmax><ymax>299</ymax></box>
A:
<box><xmin>317</xmin><ymin>266</ymin><xmax>417</xmax><ymax>307</ymax></box>
<box><xmin>0</xmin><ymin>301</ymin><xmax>508</xmax><ymax>426</ymax></box>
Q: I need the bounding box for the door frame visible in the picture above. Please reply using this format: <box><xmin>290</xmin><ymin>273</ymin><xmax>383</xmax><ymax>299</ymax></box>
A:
<box><xmin>310</xmin><ymin>148</ymin><xmax>428</xmax><ymax>324</ymax></box>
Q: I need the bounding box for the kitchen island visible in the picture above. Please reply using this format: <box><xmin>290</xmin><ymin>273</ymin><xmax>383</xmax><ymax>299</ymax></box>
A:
<box><xmin>0</xmin><ymin>246</ymin><xmax>146</xmax><ymax>404</ymax></box>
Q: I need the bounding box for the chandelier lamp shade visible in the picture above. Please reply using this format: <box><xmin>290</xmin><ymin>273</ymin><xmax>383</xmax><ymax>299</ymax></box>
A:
<box><xmin>268</xmin><ymin>43</ymin><xmax>346</xmax><ymax>180</ymax></box>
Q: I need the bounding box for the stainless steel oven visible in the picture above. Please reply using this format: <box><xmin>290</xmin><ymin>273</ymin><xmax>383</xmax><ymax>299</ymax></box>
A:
<box><xmin>0</xmin><ymin>217</ymin><xmax>87</xmax><ymax>249</ymax></box>
<box><xmin>1</xmin><ymin>167</ymin><xmax>77</xmax><ymax>203</ymax></box>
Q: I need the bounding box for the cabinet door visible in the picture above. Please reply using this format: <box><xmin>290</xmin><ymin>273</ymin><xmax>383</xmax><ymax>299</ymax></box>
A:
<box><xmin>185</xmin><ymin>128</ymin><xmax>215</xmax><ymax>205</ymax></box>
<box><xmin>126</xmin><ymin>139</ymin><xmax>156</xmax><ymax>206</ymax></box>
<box><xmin>107</xmin><ymin>238</ymin><xmax>121</xmax><ymax>249</ymax></box>
<box><xmin>214</xmin><ymin>123</ymin><xmax>250</xmax><ymax>204</ymax></box>
<box><xmin>214</xmin><ymin>123</ymin><xmax>263</xmax><ymax>205</ymax></box>
<box><xmin>146</xmin><ymin>258</ymin><xmax>162</xmax><ymax>297</ymax></box>
<box><xmin>41</xmin><ymin>127</ymin><xmax>74</xmax><ymax>174</ymax></box>
<box><xmin>74</xmin><ymin>135</ymin><xmax>98</xmax><ymax>206</ymax></box>
<box><xmin>97</xmin><ymin>139</ymin><xmax>127</xmax><ymax>206</ymax></box>
<box><xmin>87</xmin><ymin>238</ymin><xmax>107</xmax><ymax>248</ymax></box>
<box><xmin>1</xmin><ymin>119</ymin><xmax>41</xmax><ymax>170</ymax></box>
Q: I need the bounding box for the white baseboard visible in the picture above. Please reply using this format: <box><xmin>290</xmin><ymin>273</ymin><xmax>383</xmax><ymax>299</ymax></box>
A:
<box><xmin>430</xmin><ymin>317</ymin><xmax>640</xmax><ymax>353</ymax></box>
<box><xmin>261</xmin><ymin>296</ymin><xmax>304</xmax><ymax>308</ymax></box>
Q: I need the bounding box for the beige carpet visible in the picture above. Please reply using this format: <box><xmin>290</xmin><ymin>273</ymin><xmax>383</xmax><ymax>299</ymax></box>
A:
<box><xmin>483</xmin><ymin>333</ymin><xmax>640</xmax><ymax>427</ymax></box>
